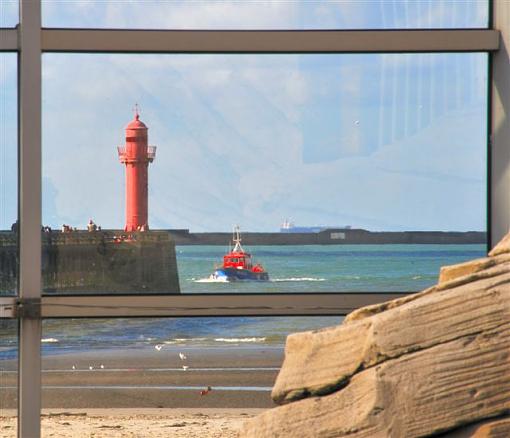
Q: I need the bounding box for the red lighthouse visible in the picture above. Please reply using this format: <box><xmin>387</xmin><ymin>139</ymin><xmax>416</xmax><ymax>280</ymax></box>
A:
<box><xmin>117</xmin><ymin>106</ymin><xmax>156</xmax><ymax>232</ymax></box>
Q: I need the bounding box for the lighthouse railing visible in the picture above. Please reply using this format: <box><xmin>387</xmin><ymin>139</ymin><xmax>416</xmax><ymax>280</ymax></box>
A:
<box><xmin>118</xmin><ymin>145</ymin><xmax>156</xmax><ymax>163</ymax></box>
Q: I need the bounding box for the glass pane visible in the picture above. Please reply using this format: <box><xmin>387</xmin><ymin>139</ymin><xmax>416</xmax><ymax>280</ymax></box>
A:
<box><xmin>0</xmin><ymin>320</ymin><xmax>18</xmax><ymax>437</ymax></box>
<box><xmin>0</xmin><ymin>53</ymin><xmax>18</xmax><ymax>296</ymax></box>
<box><xmin>42</xmin><ymin>0</ymin><xmax>489</xmax><ymax>30</ymax></box>
<box><xmin>42</xmin><ymin>53</ymin><xmax>487</xmax><ymax>295</ymax></box>
<box><xmin>0</xmin><ymin>1</ymin><xmax>18</xmax><ymax>28</ymax></box>
<box><xmin>40</xmin><ymin>316</ymin><xmax>338</xmax><ymax>433</ymax></box>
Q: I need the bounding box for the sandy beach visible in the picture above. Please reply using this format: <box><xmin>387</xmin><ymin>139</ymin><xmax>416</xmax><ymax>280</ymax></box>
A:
<box><xmin>0</xmin><ymin>345</ymin><xmax>281</xmax><ymax>435</ymax></box>
<box><xmin>1</xmin><ymin>408</ymin><xmax>263</xmax><ymax>437</ymax></box>
<box><xmin>1</xmin><ymin>346</ymin><xmax>282</xmax><ymax>409</ymax></box>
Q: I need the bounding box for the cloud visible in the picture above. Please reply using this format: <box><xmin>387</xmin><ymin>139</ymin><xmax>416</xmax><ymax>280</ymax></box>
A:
<box><xmin>43</xmin><ymin>0</ymin><xmax>298</xmax><ymax>29</ymax></box>
<box><xmin>40</xmin><ymin>49</ymin><xmax>487</xmax><ymax>232</ymax></box>
<box><xmin>0</xmin><ymin>2</ymin><xmax>489</xmax><ymax>234</ymax></box>
<box><xmin>41</xmin><ymin>0</ymin><xmax>487</xmax><ymax>30</ymax></box>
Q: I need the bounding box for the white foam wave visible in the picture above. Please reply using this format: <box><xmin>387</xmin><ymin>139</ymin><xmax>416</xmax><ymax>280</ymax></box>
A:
<box><xmin>412</xmin><ymin>276</ymin><xmax>422</xmax><ymax>280</ymax></box>
<box><xmin>193</xmin><ymin>277</ymin><xmax>229</xmax><ymax>283</ymax></box>
<box><xmin>163</xmin><ymin>337</ymin><xmax>208</xmax><ymax>344</ymax></box>
<box><xmin>214</xmin><ymin>337</ymin><xmax>267</xmax><ymax>343</ymax></box>
<box><xmin>41</xmin><ymin>338</ymin><xmax>59</xmax><ymax>343</ymax></box>
<box><xmin>271</xmin><ymin>277</ymin><xmax>325</xmax><ymax>282</ymax></box>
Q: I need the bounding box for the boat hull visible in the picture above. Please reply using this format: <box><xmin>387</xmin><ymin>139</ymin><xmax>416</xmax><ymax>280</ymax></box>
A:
<box><xmin>212</xmin><ymin>268</ymin><xmax>269</xmax><ymax>282</ymax></box>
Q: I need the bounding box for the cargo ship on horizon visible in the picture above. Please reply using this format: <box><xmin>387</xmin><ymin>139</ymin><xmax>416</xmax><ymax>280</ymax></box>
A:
<box><xmin>280</xmin><ymin>218</ymin><xmax>352</xmax><ymax>233</ymax></box>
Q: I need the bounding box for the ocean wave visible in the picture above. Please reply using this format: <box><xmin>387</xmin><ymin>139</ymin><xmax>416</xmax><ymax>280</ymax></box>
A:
<box><xmin>41</xmin><ymin>338</ymin><xmax>59</xmax><ymax>343</ymax></box>
<box><xmin>162</xmin><ymin>336</ymin><xmax>268</xmax><ymax>345</ymax></box>
<box><xmin>163</xmin><ymin>337</ymin><xmax>208</xmax><ymax>344</ymax></box>
<box><xmin>271</xmin><ymin>277</ymin><xmax>325</xmax><ymax>282</ymax></box>
<box><xmin>214</xmin><ymin>337</ymin><xmax>267</xmax><ymax>343</ymax></box>
<box><xmin>412</xmin><ymin>275</ymin><xmax>422</xmax><ymax>280</ymax></box>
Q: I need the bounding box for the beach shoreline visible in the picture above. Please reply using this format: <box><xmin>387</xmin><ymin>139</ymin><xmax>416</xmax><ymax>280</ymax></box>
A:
<box><xmin>0</xmin><ymin>345</ymin><xmax>283</xmax><ymax>410</ymax></box>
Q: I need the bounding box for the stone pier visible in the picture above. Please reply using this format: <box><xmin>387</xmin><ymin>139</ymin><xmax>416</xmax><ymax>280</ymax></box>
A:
<box><xmin>0</xmin><ymin>230</ymin><xmax>180</xmax><ymax>294</ymax></box>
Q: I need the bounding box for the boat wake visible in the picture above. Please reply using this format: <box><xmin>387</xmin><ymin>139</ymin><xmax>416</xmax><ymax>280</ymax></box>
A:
<box><xmin>191</xmin><ymin>276</ymin><xmax>325</xmax><ymax>283</ymax></box>
<box><xmin>271</xmin><ymin>277</ymin><xmax>325</xmax><ymax>282</ymax></box>
<box><xmin>192</xmin><ymin>277</ymin><xmax>229</xmax><ymax>283</ymax></box>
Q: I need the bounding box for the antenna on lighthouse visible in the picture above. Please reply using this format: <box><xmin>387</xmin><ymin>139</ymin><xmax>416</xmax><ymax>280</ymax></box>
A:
<box><xmin>133</xmin><ymin>103</ymin><xmax>140</xmax><ymax>120</ymax></box>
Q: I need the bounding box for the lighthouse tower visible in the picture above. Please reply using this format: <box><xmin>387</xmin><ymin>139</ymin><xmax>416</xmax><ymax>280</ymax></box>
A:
<box><xmin>117</xmin><ymin>106</ymin><xmax>156</xmax><ymax>232</ymax></box>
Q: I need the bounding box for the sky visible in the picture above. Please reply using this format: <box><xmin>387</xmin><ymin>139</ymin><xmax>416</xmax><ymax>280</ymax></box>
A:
<box><xmin>0</xmin><ymin>1</ymin><xmax>489</xmax><ymax>232</ymax></box>
<box><xmin>0</xmin><ymin>0</ymin><xmax>488</xmax><ymax>29</ymax></box>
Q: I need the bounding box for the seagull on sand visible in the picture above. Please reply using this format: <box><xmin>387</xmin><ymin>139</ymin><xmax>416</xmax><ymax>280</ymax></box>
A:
<box><xmin>155</xmin><ymin>345</ymin><xmax>163</xmax><ymax>351</ymax></box>
<box><xmin>179</xmin><ymin>352</ymin><xmax>187</xmax><ymax>361</ymax></box>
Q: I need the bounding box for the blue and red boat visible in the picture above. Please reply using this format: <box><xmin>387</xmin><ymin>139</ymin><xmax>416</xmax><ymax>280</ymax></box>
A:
<box><xmin>210</xmin><ymin>226</ymin><xmax>269</xmax><ymax>282</ymax></box>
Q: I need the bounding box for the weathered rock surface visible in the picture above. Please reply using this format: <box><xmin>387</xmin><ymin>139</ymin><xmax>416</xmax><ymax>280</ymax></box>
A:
<box><xmin>242</xmin><ymin>325</ymin><xmax>509</xmax><ymax>437</ymax></box>
<box><xmin>440</xmin><ymin>417</ymin><xmax>510</xmax><ymax>437</ymax></box>
<box><xmin>438</xmin><ymin>257</ymin><xmax>497</xmax><ymax>284</ymax></box>
<box><xmin>240</xmin><ymin>234</ymin><xmax>510</xmax><ymax>438</ymax></box>
<box><xmin>489</xmin><ymin>232</ymin><xmax>510</xmax><ymax>257</ymax></box>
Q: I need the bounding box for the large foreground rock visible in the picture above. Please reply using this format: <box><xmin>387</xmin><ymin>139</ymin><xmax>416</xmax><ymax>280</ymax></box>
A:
<box><xmin>444</xmin><ymin>417</ymin><xmax>510</xmax><ymax>437</ymax></box>
<box><xmin>240</xmin><ymin>235</ymin><xmax>510</xmax><ymax>438</ymax></box>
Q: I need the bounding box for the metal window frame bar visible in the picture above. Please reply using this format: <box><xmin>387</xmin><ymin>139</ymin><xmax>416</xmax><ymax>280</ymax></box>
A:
<box><xmin>8</xmin><ymin>1</ymin><xmax>508</xmax><ymax>437</ymax></box>
<box><xmin>1</xmin><ymin>28</ymin><xmax>501</xmax><ymax>53</ymax></box>
<box><xmin>490</xmin><ymin>1</ymin><xmax>510</xmax><ymax>246</ymax></box>
<box><xmin>0</xmin><ymin>294</ymin><xmax>407</xmax><ymax>319</ymax></box>
<box><xmin>18</xmin><ymin>1</ymin><xmax>42</xmax><ymax>437</ymax></box>
<box><xmin>0</xmin><ymin>297</ymin><xmax>16</xmax><ymax>318</ymax></box>
<box><xmin>0</xmin><ymin>29</ymin><xmax>18</xmax><ymax>51</ymax></box>
<box><xmin>40</xmin><ymin>28</ymin><xmax>499</xmax><ymax>53</ymax></box>
<box><xmin>38</xmin><ymin>293</ymin><xmax>406</xmax><ymax>318</ymax></box>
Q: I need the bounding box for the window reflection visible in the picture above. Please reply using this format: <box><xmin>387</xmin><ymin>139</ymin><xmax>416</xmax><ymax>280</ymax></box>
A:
<box><xmin>0</xmin><ymin>0</ymin><xmax>18</xmax><ymax>28</ymax></box>
<box><xmin>41</xmin><ymin>53</ymin><xmax>487</xmax><ymax>295</ymax></box>
<box><xmin>0</xmin><ymin>320</ymin><xmax>17</xmax><ymax>436</ymax></box>
<box><xmin>42</xmin><ymin>0</ymin><xmax>488</xmax><ymax>30</ymax></box>
<box><xmin>0</xmin><ymin>53</ymin><xmax>18</xmax><ymax>296</ymax></box>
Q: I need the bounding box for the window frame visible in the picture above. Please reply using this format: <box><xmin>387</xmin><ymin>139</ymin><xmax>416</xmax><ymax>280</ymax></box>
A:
<box><xmin>0</xmin><ymin>1</ymin><xmax>506</xmax><ymax>437</ymax></box>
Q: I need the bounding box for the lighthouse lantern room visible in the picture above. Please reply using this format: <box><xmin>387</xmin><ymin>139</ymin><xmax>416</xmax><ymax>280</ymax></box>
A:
<box><xmin>117</xmin><ymin>105</ymin><xmax>156</xmax><ymax>232</ymax></box>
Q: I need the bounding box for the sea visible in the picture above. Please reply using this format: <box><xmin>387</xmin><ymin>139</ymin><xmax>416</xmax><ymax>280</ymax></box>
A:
<box><xmin>0</xmin><ymin>244</ymin><xmax>486</xmax><ymax>360</ymax></box>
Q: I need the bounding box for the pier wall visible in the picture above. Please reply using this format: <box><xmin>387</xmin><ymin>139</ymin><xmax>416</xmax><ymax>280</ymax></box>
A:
<box><xmin>0</xmin><ymin>231</ymin><xmax>180</xmax><ymax>294</ymax></box>
<box><xmin>168</xmin><ymin>229</ymin><xmax>487</xmax><ymax>246</ymax></box>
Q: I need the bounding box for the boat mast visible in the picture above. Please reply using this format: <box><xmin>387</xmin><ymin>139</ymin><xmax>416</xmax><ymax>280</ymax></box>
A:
<box><xmin>232</xmin><ymin>225</ymin><xmax>244</xmax><ymax>253</ymax></box>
